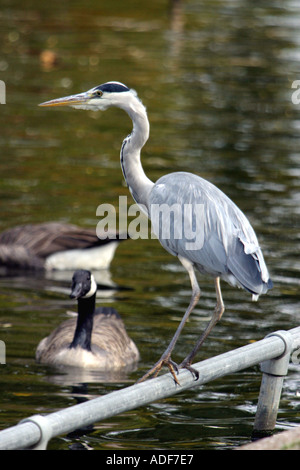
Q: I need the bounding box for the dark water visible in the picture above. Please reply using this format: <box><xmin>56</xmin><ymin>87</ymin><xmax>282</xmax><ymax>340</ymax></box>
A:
<box><xmin>0</xmin><ymin>0</ymin><xmax>299</xmax><ymax>450</ymax></box>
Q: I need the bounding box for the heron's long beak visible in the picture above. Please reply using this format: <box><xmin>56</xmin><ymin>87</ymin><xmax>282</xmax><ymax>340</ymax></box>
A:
<box><xmin>39</xmin><ymin>91</ymin><xmax>91</xmax><ymax>107</ymax></box>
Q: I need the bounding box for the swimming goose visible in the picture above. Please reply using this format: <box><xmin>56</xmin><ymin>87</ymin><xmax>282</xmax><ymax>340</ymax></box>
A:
<box><xmin>35</xmin><ymin>269</ymin><xmax>140</xmax><ymax>369</ymax></box>
<box><xmin>0</xmin><ymin>222</ymin><xmax>124</xmax><ymax>270</ymax></box>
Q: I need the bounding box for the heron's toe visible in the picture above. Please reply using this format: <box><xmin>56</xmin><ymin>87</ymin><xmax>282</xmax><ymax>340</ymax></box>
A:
<box><xmin>137</xmin><ymin>356</ymin><xmax>180</xmax><ymax>384</ymax></box>
<box><xmin>179</xmin><ymin>360</ymin><xmax>199</xmax><ymax>381</ymax></box>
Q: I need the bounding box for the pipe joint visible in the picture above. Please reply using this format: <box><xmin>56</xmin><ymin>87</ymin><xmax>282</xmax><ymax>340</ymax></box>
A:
<box><xmin>19</xmin><ymin>414</ymin><xmax>52</xmax><ymax>450</ymax></box>
<box><xmin>261</xmin><ymin>330</ymin><xmax>293</xmax><ymax>377</ymax></box>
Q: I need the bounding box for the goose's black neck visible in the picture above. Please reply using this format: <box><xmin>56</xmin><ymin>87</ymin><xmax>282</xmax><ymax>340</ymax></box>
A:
<box><xmin>69</xmin><ymin>294</ymin><xmax>96</xmax><ymax>351</ymax></box>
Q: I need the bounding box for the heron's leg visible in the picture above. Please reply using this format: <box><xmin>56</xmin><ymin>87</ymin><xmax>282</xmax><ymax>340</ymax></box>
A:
<box><xmin>137</xmin><ymin>256</ymin><xmax>201</xmax><ymax>384</ymax></box>
<box><xmin>180</xmin><ymin>277</ymin><xmax>225</xmax><ymax>378</ymax></box>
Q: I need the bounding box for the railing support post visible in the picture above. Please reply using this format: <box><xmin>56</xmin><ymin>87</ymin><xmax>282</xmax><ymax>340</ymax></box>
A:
<box><xmin>253</xmin><ymin>330</ymin><xmax>293</xmax><ymax>438</ymax></box>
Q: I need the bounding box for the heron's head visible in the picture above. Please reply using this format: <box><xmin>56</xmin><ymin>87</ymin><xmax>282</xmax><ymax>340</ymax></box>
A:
<box><xmin>70</xmin><ymin>270</ymin><xmax>97</xmax><ymax>300</ymax></box>
<box><xmin>39</xmin><ymin>81</ymin><xmax>137</xmax><ymax>111</ymax></box>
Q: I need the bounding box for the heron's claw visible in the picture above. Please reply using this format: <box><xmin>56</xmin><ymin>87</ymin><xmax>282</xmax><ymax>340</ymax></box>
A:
<box><xmin>136</xmin><ymin>356</ymin><xmax>180</xmax><ymax>385</ymax></box>
<box><xmin>179</xmin><ymin>360</ymin><xmax>199</xmax><ymax>381</ymax></box>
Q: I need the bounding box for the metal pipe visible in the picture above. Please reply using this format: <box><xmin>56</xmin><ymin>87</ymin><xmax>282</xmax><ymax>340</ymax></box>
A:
<box><xmin>253</xmin><ymin>330</ymin><xmax>294</xmax><ymax>436</ymax></box>
<box><xmin>0</xmin><ymin>326</ymin><xmax>299</xmax><ymax>450</ymax></box>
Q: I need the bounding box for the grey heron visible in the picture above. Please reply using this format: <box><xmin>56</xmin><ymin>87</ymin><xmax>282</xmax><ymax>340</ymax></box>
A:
<box><xmin>40</xmin><ymin>82</ymin><xmax>273</xmax><ymax>383</ymax></box>
<box><xmin>36</xmin><ymin>269</ymin><xmax>140</xmax><ymax>369</ymax></box>
<box><xmin>0</xmin><ymin>222</ymin><xmax>123</xmax><ymax>270</ymax></box>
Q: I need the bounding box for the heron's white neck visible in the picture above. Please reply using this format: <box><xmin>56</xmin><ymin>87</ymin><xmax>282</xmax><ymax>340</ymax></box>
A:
<box><xmin>119</xmin><ymin>95</ymin><xmax>154</xmax><ymax>215</ymax></box>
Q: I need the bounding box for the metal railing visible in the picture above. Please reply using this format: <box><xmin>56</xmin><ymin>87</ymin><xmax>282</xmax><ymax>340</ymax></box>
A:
<box><xmin>0</xmin><ymin>326</ymin><xmax>299</xmax><ymax>450</ymax></box>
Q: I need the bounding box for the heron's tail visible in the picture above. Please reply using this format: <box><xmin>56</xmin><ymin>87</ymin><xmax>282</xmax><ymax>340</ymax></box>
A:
<box><xmin>227</xmin><ymin>239</ymin><xmax>273</xmax><ymax>299</ymax></box>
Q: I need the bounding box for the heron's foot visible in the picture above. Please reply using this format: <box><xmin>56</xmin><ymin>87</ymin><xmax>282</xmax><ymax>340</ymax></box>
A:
<box><xmin>136</xmin><ymin>356</ymin><xmax>180</xmax><ymax>385</ymax></box>
<box><xmin>179</xmin><ymin>359</ymin><xmax>199</xmax><ymax>381</ymax></box>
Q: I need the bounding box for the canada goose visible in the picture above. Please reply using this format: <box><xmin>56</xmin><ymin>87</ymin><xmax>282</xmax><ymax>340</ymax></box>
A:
<box><xmin>0</xmin><ymin>222</ymin><xmax>125</xmax><ymax>270</ymax></box>
<box><xmin>36</xmin><ymin>269</ymin><xmax>140</xmax><ymax>369</ymax></box>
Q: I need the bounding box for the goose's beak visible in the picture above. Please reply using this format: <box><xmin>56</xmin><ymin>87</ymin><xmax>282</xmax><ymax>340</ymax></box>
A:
<box><xmin>70</xmin><ymin>282</ymin><xmax>84</xmax><ymax>300</ymax></box>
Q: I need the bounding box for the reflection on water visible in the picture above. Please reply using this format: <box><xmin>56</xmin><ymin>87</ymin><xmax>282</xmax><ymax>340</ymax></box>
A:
<box><xmin>40</xmin><ymin>362</ymin><xmax>139</xmax><ymax>387</ymax></box>
<box><xmin>0</xmin><ymin>0</ymin><xmax>299</xmax><ymax>450</ymax></box>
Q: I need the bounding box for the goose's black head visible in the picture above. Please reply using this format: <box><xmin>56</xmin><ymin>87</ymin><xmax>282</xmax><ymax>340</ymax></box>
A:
<box><xmin>70</xmin><ymin>270</ymin><xmax>97</xmax><ymax>300</ymax></box>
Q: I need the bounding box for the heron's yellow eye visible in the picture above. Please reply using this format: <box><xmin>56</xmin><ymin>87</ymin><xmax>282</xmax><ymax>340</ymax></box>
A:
<box><xmin>95</xmin><ymin>90</ymin><xmax>103</xmax><ymax>97</ymax></box>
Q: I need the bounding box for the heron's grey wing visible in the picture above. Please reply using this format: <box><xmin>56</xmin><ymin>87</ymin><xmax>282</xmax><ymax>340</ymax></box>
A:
<box><xmin>199</xmin><ymin>192</ymin><xmax>271</xmax><ymax>294</ymax></box>
<box><xmin>149</xmin><ymin>172</ymin><xmax>232</xmax><ymax>268</ymax></box>
<box><xmin>149</xmin><ymin>172</ymin><xmax>271</xmax><ymax>295</ymax></box>
<box><xmin>226</xmin><ymin>237</ymin><xmax>272</xmax><ymax>295</ymax></box>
